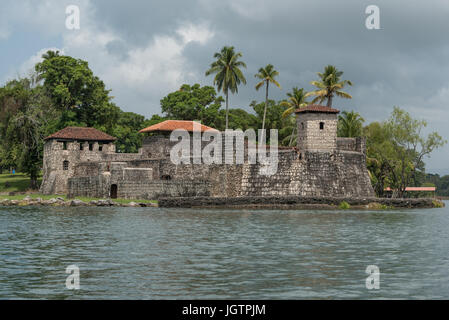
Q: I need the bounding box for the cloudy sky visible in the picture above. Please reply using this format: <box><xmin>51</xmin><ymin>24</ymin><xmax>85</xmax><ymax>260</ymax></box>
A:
<box><xmin>1</xmin><ymin>0</ymin><xmax>449</xmax><ymax>173</ymax></box>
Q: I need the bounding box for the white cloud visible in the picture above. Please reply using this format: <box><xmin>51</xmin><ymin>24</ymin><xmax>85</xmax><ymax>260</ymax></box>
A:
<box><xmin>59</xmin><ymin>7</ymin><xmax>214</xmax><ymax>114</ymax></box>
<box><xmin>176</xmin><ymin>23</ymin><xmax>214</xmax><ymax>45</ymax></box>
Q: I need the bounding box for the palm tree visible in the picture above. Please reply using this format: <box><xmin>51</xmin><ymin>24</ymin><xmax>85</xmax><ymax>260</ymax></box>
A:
<box><xmin>280</xmin><ymin>87</ymin><xmax>309</xmax><ymax>119</ymax></box>
<box><xmin>255</xmin><ymin>64</ymin><xmax>281</xmax><ymax>142</ymax></box>
<box><xmin>337</xmin><ymin>110</ymin><xmax>365</xmax><ymax>137</ymax></box>
<box><xmin>205</xmin><ymin>46</ymin><xmax>247</xmax><ymax>130</ymax></box>
<box><xmin>306</xmin><ymin>65</ymin><xmax>352</xmax><ymax>107</ymax></box>
<box><xmin>280</xmin><ymin>87</ymin><xmax>309</xmax><ymax>146</ymax></box>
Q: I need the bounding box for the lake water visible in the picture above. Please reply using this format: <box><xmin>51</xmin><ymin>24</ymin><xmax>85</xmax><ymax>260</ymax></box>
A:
<box><xmin>1</xmin><ymin>203</ymin><xmax>448</xmax><ymax>299</ymax></box>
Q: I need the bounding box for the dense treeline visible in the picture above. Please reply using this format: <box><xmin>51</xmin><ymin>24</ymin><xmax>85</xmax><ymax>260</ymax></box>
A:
<box><xmin>0</xmin><ymin>49</ymin><xmax>446</xmax><ymax>196</ymax></box>
<box><xmin>425</xmin><ymin>174</ymin><xmax>449</xmax><ymax>196</ymax></box>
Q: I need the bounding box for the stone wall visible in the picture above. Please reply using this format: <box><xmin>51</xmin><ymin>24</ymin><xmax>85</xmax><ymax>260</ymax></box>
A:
<box><xmin>337</xmin><ymin>137</ymin><xmax>367</xmax><ymax>153</ymax></box>
<box><xmin>68</xmin><ymin>175</ymin><xmax>211</xmax><ymax>200</ymax></box>
<box><xmin>240</xmin><ymin>150</ymin><xmax>374</xmax><ymax>197</ymax></box>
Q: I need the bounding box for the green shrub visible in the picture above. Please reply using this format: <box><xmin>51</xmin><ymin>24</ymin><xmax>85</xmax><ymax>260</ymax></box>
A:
<box><xmin>432</xmin><ymin>200</ymin><xmax>444</xmax><ymax>208</ymax></box>
<box><xmin>339</xmin><ymin>201</ymin><xmax>351</xmax><ymax>210</ymax></box>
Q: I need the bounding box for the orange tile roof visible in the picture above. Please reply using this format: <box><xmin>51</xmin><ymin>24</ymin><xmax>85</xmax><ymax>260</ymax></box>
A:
<box><xmin>384</xmin><ymin>187</ymin><xmax>436</xmax><ymax>192</ymax></box>
<box><xmin>139</xmin><ymin>120</ymin><xmax>219</xmax><ymax>133</ymax></box>
<box><xmin>295</xmin><ymin>104</ymin><xmax>340</xmax><ymax>114</ymax></box>
<box><xmin>45</xmin><ymin>127</ymin><xmax>116</xmax><ymax>141</ymax></box>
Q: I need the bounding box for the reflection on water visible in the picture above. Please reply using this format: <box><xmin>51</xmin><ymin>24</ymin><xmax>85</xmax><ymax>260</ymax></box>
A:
<box><xmin>1</xmin><ymin>203</ymin><xmax>448</xmax><ymax>299</ymax></box>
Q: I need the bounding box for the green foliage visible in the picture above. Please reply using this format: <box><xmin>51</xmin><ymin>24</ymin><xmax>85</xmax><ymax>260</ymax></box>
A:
<box><xmin>250</xmin><ymin>99</ymin><xmax>291</xmax><ymax>145</ymax></box>
<box><xmin>432</xmin><ymin>200</ymin><xmax>444</xmax><ymax>208</ymax></box>
<box><xmin>280</xmin><ymin>87</ymin><xmax>309</xmax><ymax>119</ymax></box>
<box><xmin>35</xmin><ymin>50</ymin><xmax>121</xmax><ymax>132</ymax></box>
<box><xmin>338</xmin><ymin>201</ymin><xmax>351</xmax><ymax>209</ymax></box>
<box><xmin>0</xmin><ymin>78</ymin><xmax>55</xmax><ymax>189</ymax></box>
<box><xmin>365</xmin><ymin>107</ymin><xmax>446</xmax><ymax>197</ymax></box>
<box><xmin>158</xmin><ymin>84</ymin><xmax>258</xmax><ymax>132</ymax></box>
<box><xmin>160</xmin><ymin>84</ymin><xmax>224</xmax><ymax>127</ymax></box>
<box><xmin>425</xmin><ymin>174</ymin><xmax>449</xmax><ymax>196</ymax></box>
<box><xmin>338</xmin><ymin>110</ymin><xmax>364</xmax><ymax>137</ymax></box>
<box><xmin>306</xmin><ymin>65</ymin><xmax>352</xmax><ymax>107</ymax></box>
<box><xmin>112</xmin><ymin>112</ymin><xmax>147</xmax><ymax>153</ymax></box>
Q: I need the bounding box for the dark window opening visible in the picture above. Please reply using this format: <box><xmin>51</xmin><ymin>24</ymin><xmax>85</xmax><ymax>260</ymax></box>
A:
<box><xmin>320</xmin><ymin>122</ymin><xmax>325</xmax><ymax>130</ymax></box>
<box><xmin>63</xmin><ymin>142</ymin><xmax>68</xmax><ymax>150</ymax></box>
<box><xmin>301</xmin><ymin>122</ymin><xmax>304</xmax><ymax>130</ymax></box>
<box><xmin>161</xmin><ymin>175</ymin><xmax>172</xmax><ymax>181</ymax></box>
<box><xmin>80</xmin><ymin>143</ymin><xmax>84</xmax><ymax>150</ymax></box>
<box><xmin>99</xmin><ymin>143</ymin><xmax>103</xmax><ymax>152</ymax></box>
<box><xmin>63</xmin><ymin>161</ymin><xmax>69</xmax><ymax>171</ymax></box>
<box><xmin>299</xmin><ymin>153</ymin><xmax>302</xmax><ymax>160</ymax></box>
<box><xmin>89</xmin><ymin>143</ymin><xmax>93</xmax><ymax>151</ymax></box>
<box><xmin>110</xmin><ymin>184</ymin><xmax>118</xmax><ymax>199</ymax></box>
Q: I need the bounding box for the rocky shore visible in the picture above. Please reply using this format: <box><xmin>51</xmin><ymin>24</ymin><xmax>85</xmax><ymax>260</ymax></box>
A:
<box><xmin>0</xmin><ymin>196</ymin><xmax>157</xmax><ymax>208</ymax></box>
<box><xmin>158</xmin><ymin>196</ymin><xmax>445</xmax><ymax>209</ymax></box>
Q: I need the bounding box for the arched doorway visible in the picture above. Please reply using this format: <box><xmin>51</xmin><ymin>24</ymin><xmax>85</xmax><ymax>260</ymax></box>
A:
<box><xmin>110</xmin><ymin>184</ymin><xmax>118</xmax><ymax>199</ymax></box>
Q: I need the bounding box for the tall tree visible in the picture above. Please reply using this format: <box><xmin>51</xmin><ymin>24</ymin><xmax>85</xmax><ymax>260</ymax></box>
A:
<box><xmin>365</xmin><ymin>107</ymin><xmax>446</xmax><ymax>197</ymax></box>
<box><xmin>255</xmin><ymin>64</ymin><xmax>281</xmax><ymax>141</ymax></box>
<box><xmin>35</xmin><ymin>50</ymin><xmax>120</xmax><ymax>132</ymax></box>
<box><xmin>205</xmin><ymin>46</ymin><xmax>247</xmax><ymax>130</ymax></box>
<box><xmin>1</xmin><ymin>77</ymin><xmax>56</xmax><ymax>189</ymax></box>
<box><xmin>306</xmin><ymin>65</ymin><xmax>352</xmax><ymax>107</ymax></box>
<box><xmin>160</xmin><ymin>84</ymin><xmax>223</xmax><ymax>128</ymax></box>
<box><xmin>280</xmin><ymin>87</ymin><xmax>309</xmax><ymax>146</ymax></box>
<box><xmin>337</xmin><ymin>110</ymin><xmax>365</xmax><ymax>137</ymax></box>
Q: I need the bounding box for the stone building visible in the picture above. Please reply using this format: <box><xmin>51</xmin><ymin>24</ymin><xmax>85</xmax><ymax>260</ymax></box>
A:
<box><xmin>40</xmin><ymin>107</ymin><xmax>375</xmax><ymax>199</ymax></box>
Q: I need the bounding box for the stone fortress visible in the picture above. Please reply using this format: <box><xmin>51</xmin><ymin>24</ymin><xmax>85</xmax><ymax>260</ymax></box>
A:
<box><xmin>40</xmin><ymin>105</ymin><xmax>375</xmax><ymax>199</ymax></box>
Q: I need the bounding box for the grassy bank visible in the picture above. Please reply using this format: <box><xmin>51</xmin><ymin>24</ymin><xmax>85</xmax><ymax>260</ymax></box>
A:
<box><xmin>0</xmin><ymin>173</ymin><xmax>42</xmax><ymax>193</ymax></box>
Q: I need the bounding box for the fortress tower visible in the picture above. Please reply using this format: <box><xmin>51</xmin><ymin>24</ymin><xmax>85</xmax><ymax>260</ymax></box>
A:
<box><xmin>295</xmin><ymin>105</ymin><xmax>339</xmax><ymax>152</ymax></box>
<box><xmin>40</xmin><ymin>127</ymin><xmax>117</xmax><ymax>195</ymax></box>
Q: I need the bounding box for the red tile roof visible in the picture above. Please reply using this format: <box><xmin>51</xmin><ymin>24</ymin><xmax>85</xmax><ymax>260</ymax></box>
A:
<box><xmin>139</xmin><ymin>120</ymin><xmax>219</xmax><ymax>133</ymax></box>
<box><xmin>295</xmin><ymin>104</ymin><xmax>340</xmax><ymax>114</ymax></box>
<box><xmin>45</xmin><ymin>127</ymin><xmax>116</xmax><ymax>141</ymax></box>
<box><xmin>384</xmin><ymin>187</ymin><xmax>436</xmax><ymax>192</ymax></box>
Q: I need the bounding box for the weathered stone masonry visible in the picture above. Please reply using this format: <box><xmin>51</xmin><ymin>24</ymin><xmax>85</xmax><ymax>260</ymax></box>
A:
<box><xmin>40</xmin><ymin>106</ymin><xmax>375</xmax><ymax>199</ymax></box>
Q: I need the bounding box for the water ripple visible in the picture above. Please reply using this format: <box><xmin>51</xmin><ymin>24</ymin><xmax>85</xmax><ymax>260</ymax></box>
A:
<box><xmin>0</xmin><ymin>204</ymin><xmax>448</xmax><ymax>299</ymax></box>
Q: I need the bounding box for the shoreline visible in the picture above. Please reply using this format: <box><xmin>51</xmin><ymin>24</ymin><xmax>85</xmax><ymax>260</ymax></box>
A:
<box><xmin>0</xmin><ymin>194</ymin><xmax>444</xmax><ymax>210</ymax></box>
<box><xmin>0</xmin><ymin>196</ymin><xmax>157</xmax><ymax>208</ymax></box>
<box><xmin>158</xmin><ymin>196</ymin><xmax>445</xmax><ymax>209</ymax></box>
